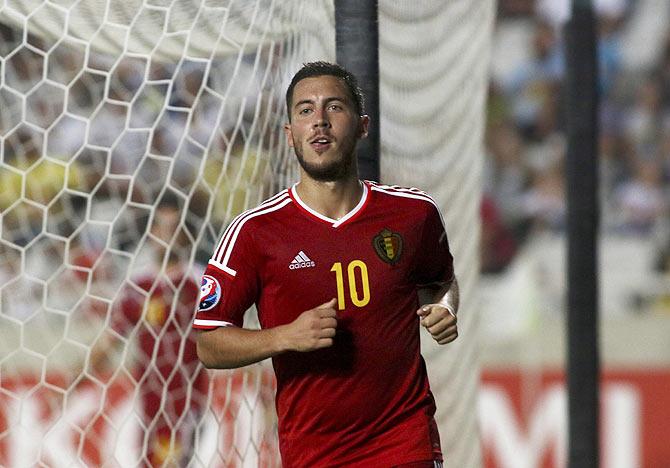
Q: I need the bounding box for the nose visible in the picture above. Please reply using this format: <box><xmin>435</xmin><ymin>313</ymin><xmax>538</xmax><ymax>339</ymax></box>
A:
<box><xmin>313</xmin><ymin>108</ymin><xmax>330</xmax><ymax>128</ymax></box>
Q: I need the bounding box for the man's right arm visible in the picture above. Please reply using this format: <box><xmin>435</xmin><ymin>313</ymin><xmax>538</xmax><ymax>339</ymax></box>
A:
<box><xmin>196</xmin><ymin>298</ymin><xmax>337</xmax><ymax>369</ymax></box>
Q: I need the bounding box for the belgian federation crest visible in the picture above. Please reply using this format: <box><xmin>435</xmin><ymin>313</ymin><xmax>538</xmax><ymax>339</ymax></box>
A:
<box><xmin>199</xmin><ymin>275</ymin><xmax>221</xmax><ymax>311</ymax></box>
<box><xmin>373</xmin><ymin>228</ymin><xmax>403</xmax><ymax>264</ymax></box>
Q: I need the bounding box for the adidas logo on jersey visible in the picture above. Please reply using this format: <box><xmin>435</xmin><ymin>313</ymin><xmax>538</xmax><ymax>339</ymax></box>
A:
<box><xmin>289</xmin><ymin>251</ymin><xmax>315</xmax><ymax>270</ymax></box>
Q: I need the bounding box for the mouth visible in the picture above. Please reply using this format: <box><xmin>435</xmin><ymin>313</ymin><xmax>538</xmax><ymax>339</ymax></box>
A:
<box><xmin>309</xmin><ymin>136</ymin><xmax>333</xmax><ymax>153</ymax></box>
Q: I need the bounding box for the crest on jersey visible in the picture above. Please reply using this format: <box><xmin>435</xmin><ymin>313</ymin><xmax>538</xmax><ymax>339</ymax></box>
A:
<box><xmin>373</xmin><ymin>228</ymin><xmax>403</xmax><ymax>264</ymax></box>
<box><xmin>199</xmin><ymin>275</ymin><xmax>221</xmax><ymax>311</ymax></box>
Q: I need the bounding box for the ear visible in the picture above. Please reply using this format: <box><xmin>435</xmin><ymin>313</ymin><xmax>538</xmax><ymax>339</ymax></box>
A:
<box><xmin>358</xmin><ymin>115</ymin><xmax>370</xmax><ymax>139</ymax></box>
<box><xmin>283</xmin><ymin>122</ymin><xmax>294</xmax><ymax>148</ymax></box>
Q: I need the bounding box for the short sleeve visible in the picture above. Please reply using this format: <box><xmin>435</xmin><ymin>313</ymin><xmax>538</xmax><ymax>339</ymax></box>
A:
<box><xmin>413</xmin><ymin>202</ymin><xmax>454</xmax><ymax>287</ymax></box>
<box><xmin>192</xmin><ymin>222</ymin><xmax>260</xmax><ymax>330</ymax></box>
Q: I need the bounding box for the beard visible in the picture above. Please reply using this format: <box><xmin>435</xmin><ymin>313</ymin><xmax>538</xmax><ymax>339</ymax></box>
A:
<box><xmin>294</xmin><ymin>142</ymin><xmax>356</xmax><ymax>182</ymax></box>
<box><xmin>293</xmin><ymin>138</ymin><xmax>358</xmax><ymax>182</ymax></box>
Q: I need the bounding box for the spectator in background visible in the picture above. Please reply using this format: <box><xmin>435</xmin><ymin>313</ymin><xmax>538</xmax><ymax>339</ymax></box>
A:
<box><xmin>597</xmin><ymin>13</ymin><xmax>624</xmax><ymax>95</ymax></box>
<box><xmin>484</xmin><ymin>120</ymin><xmax>531</xmax><ymax>241</ymax></box>
<box><xmin>614</xmin><ymin>158</ymin><xmax>667</xmax><ymax>234</ymax></box>
<box><xmin>521</xmin><ymin>160</ymin><xmax>566</xmax><ymax>232</ymax></box>
<box><xmin>500</xmin><ymin>18</ymin><xmax>564</xmax><ymax>141</ymax></box>
<box><xmin>481</xmin><ymin>195</ymin><xmax>517</xmax><ymax>273</ymax></box>
<box><xmin>599</xmin><ymin>104</ymin><xmax>630</xmax><ymax>229</ymax></box>
<box><xmin>623</xmin><ymin>74</ymin><xmax>664</xmax><ymax>155</ymax></box>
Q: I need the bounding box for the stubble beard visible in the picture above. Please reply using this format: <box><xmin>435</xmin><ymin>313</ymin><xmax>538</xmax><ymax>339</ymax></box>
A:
<box><xmin>293</xmin><ymin>137</ymin><xmax>358</xmax><ymax>182</ymax></box>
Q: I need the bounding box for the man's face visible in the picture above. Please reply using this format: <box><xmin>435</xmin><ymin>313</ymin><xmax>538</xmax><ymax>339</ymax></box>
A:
<box><xmin>284</xmin><ymin>75</ymin><xmax>368</xmax><ymax>182</ymax></box>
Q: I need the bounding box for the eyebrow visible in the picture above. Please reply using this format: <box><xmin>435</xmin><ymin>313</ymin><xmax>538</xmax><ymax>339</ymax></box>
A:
<box><xmin>293</xmin><ymin>96</ymin><xmax>348</xmax><ymax>109</ymax></box>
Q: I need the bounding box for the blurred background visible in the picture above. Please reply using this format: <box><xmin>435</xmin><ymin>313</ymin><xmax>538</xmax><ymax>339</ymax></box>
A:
<box><xmin>483</xmin><ymin>0</ymin><xmax>670</xmax><ymax>311</ymax></box>
<box><xmin>481</xmin><ymin>1</ymin><xmax>670</xmax><ymax>467</ymax></box>
<box><xmin>0</xmin><ymin>0</ymin><xmax>668</xmax><ymax>467</ymax></box>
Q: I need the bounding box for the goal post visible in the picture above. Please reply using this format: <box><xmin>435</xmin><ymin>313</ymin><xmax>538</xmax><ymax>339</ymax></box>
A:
<box><xmin>0</xmin><ymin>1</ymin><xmax>492</xmax><ymax>466</ymax></box>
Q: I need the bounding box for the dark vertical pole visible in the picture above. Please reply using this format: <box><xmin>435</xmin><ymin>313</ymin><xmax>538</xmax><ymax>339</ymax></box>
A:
<box><xmin>564</xmin><ymin>1</ymin><xmax>600</xmax><ymax>467</ymax></box>
<box><xmin>334</xmin><ymin>0</ymin><xmax>380</xmax><ymax>182</ymax></box>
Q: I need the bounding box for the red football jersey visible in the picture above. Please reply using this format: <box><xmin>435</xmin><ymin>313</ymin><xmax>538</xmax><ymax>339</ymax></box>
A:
<box><xmin>193</xmin><ymin>180</ymin><xmax>454</xmax><ymax>467</ymax></box>
<box><xmin>113</xmin><ymin>272</ymin><xmax>208</xmax><ymax>465</ymax></box>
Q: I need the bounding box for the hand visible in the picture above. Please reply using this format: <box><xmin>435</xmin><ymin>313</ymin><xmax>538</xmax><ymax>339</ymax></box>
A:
<box><xmin>417</xmin><ymin>304</ymin><xmax>458</xmax><ymax>345</ymax></box>
<box><xmin>281</xmin><ymin>298</ymin><xmax>338</xmax><ymax>352</ymax></box>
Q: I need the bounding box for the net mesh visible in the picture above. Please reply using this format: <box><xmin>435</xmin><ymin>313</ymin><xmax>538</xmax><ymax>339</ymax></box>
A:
<box><xmin>380</xmin><ymin>2</ymin><xmax>493</xmax><ymax>466</ymax></box>
<box><xmin>0</xmin><ymin>1</ymin><xmax>333</xmax><ymax>466</ymax></box>
<box><xmin>0</xmin><ymin>0</ymin><xmax>491</xmax><ymax>466</ymax></box>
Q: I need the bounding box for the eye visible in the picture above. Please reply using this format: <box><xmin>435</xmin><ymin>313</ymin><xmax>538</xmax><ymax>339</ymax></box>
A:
<box><xmin>328</xmin><ymin>104</ymin><xmax>343</xmax><ymax>111</ymax></box>
<box><xmin>298</xmin><ymin>108</ymin><xmax>312</xmax><ymax>115</ymax></box>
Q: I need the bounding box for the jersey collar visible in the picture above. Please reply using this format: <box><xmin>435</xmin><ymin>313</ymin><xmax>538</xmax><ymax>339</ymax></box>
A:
<box><xmin>289</xmin><ymin>181</ymin><xmax>370</xmax><ymax>228</ymax></box>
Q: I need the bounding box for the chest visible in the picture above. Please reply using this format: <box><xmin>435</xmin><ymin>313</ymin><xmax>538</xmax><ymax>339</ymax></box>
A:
<box><xmin>254</xmin><ymin>211</ymin><xmax>423</xmax><ymax>324</ymax></box>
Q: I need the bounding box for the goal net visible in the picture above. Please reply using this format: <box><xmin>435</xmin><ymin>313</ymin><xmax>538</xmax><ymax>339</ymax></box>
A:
<box><xmin>0</xmin><ymin>0</ymin><xmax>491</xmax><ymax>466</ymax></box>
<box><xmin>380</xmin><ymin>3</ymin><xmax>493</xmax><ymax>467</ymax></box>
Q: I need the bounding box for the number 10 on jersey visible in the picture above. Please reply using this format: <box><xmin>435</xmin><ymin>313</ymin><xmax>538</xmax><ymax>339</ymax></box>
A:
<box><xmin>330</xmin><ymin>260</ymin><xmax>370</xmax><ymax>310</ymax></box>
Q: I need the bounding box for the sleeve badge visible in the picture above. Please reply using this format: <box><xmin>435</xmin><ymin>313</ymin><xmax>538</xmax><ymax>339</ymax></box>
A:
<box><xmin>198</xmin><ymin>275</ymin><xmax>222</xmax><ymax>311</ymax></box>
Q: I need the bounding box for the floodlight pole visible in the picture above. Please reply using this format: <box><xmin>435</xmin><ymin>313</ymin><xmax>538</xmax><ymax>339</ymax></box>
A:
<box><xmin>334</xmin><ymin>0</ymin><xmax>380</xmax><ymax>182</ymax></box>
<box><xmin>565</xmin><ymin>1</ymin><xmax>600</xmax><ymax>467</ymax></box>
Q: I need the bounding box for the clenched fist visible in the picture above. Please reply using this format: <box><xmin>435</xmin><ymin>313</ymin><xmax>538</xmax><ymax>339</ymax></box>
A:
<box><xmin>281</xmin><ymin>298</ymin><xmax>339</xmax><ymax>352</ymax></box>
<box><xmin>416</xmin><ymin>304</ymin><xmax>458</xmax><ymax>345</ymax></box>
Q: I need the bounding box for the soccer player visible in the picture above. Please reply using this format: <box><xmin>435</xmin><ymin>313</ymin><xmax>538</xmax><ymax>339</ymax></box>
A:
<box><xmin>119</xmin><ymin>251</ymin><xmax>207</xmax><ymax>467</ymax></box>
<box><xmin>193</xmin><ymin>61</ymin><xmax>459</xmax><ymax>468</ymax></box>
<box><xmin>93</xmin><ymin>197</ymin><xmax>208</xmax><ymax>467</ymax></box>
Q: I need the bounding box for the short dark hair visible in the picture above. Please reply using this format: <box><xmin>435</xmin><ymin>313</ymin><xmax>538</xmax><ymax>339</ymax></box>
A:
<box><xmin>285</xmin><ymin>61</ymin><xmax>365</xmax><ymax>120</ymax></box>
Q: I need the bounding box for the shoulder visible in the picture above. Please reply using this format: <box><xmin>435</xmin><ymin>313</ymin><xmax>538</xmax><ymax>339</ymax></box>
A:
<box><xmin>223</xmin><ymin>189</ymin><xmax>293</xmax><ymax>235</ymax></box>
<box><xmin>366</xmin><ymin>180</ymin><xmax>439</xmax><ymax>212</ymax></box>
<box><xmin>208</xmin><ymin>189</ymin><xmax>293</xmax><ymax>271</ymax></box>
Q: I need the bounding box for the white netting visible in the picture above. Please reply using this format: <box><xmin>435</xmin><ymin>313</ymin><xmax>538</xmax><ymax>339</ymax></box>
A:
<box><xmin>0</xmin><ymin>0</ymin><xmax>491</xmax><ymax>466</ymax></box>
<box><xmin>0</xmin><ymin>1</ymin><xmax>333</xmax><ymax>466</ymax></box>
<box><xmin>380</xmin><ymin>2</ymin><xmax>494</xmax><ymax>466</ymax></box>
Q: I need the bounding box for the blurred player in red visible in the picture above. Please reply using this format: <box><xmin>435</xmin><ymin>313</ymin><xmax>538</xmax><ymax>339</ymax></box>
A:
<box><xmin>94</xmin><ymin>194</ymin><xmax>208</xmax><ymax>467</ymax></box>
<box><xmin>193</xmin><ymin>62</ymin><xmax>459</xmax><ymax>467</ymax></box>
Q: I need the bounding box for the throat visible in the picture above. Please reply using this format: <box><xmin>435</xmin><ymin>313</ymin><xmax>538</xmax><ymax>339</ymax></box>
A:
<box><xmin>293</xmin><ymin>179</ymin><xmax>365</xmax><ymax>222</ymax></box>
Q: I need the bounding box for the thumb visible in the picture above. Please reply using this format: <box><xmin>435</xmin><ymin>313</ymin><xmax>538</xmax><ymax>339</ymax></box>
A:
<box><xmin>417</xmin><ymin>304</ymin><xmax>432</xmax><ymax>317</ymax></box>
<box><xmin>317</xmin><ymin>298</ymin><xmax>337</xmax><ymax>309</ymax></box>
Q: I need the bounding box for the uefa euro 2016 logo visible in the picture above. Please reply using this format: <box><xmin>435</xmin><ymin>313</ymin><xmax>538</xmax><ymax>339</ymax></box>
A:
<box><xmin>199</xmin><ymin>275</ymin><xmax>221</xmax><ymax>311</ymax></box>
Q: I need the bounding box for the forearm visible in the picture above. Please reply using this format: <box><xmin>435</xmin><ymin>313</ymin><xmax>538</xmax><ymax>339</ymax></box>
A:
<box><xmin>418</xmin><ymin>276</ymin><xmax>459</xmax><ymax>315</ymax></box>
<box><xmin>196</xmin><ymin>325</ymin><xmax>290</xmax><ymax>369</ymax></box>
<box><xmin>197</xmin><ymin>299</ymin><xmax>339</xmax><ymax>368</ymax></box>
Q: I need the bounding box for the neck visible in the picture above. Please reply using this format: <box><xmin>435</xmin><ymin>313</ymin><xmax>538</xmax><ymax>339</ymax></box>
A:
<box><xmin>295</xmin><ymin>175</ymin><xmax>363</xmax><ymax>220</ymax></box>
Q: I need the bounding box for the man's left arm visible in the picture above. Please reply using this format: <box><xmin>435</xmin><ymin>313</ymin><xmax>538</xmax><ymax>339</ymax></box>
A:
<box><xmin>417</xmin><ymin>277</ymin><xmax>459</xmax><ymax>345</ymax></box>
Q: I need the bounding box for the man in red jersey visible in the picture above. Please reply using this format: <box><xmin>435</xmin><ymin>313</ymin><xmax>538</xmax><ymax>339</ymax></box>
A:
<box><xmin>193</xmin><ymin>62</ymin><xmax>458</xmax><ymax>468</ymax></box>
<box><xmin>114</xmin><ymin>252</ymin><xmax>207</xmax><ymax>467</ymax></box>
<box><xmin>93</xmin><ymin>196</ymin><xmax>208</xmax><ymax>467</ymax></box>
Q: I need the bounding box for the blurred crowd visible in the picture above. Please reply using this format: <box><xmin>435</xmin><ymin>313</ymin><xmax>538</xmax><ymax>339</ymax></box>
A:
<box><xmin>0</xmin><ymin>19</ymin><xmax>286</xmax><ymax>323</ymax></box>
<box><xmin>482</xmin><ymin>0</ymin><xmax>670</xmax><ymax>281</ymax></box>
